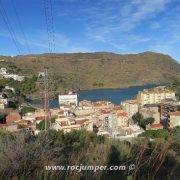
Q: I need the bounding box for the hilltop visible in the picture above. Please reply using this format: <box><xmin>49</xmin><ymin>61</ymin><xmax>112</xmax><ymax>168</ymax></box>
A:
<box><xmin>2</xmin><ymin>51</ymin><xmax>180</xmax><ymax>92</ymax></box>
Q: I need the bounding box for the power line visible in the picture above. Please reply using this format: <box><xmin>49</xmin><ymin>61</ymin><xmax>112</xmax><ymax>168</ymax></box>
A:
<box><xmin>49</xmin><ymin>0</ymin><xmax>55</xmax><ymax>52</ymax></box>
<box><xmin>43</xmin><ymin>0</ymin><xmax>51</xmax><ymax>53</ymax></box>
<box><xmin>10</xmin><ymin>0</ymin><xmax>31</xmax><ymax>54</ymax></box>
<box><xmin>0</xmin><ymin>0</ymin><xmax>21</xmax><ymax>54</ymax></box>
<box><xmin>43</xmin><ymin>0</ymin><xmax>55</xmax><ymax>53</ymax></box>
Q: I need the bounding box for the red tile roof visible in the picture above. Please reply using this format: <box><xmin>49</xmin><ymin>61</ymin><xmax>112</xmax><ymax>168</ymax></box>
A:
<box><xmin>6</xmin><ymin>113</ymin><xmax>21</xmax><ymax>124</ymax></box>
<box><xmin>101</xmin><ymin>110</ymin><xmax>111</xmax><ymax>114</ymax></box>
<box><xmin>151</xmin><ymin>123</ymin><xmax>163</xmax><ymax>129</ymax></box>
<box><xmin>117</xmin><ymin>112</ymin><xmax>128</xmax><ymax>117</ymax></box>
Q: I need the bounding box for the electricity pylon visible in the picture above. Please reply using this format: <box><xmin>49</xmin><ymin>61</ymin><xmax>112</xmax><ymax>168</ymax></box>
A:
<box><xmin>44</xmin><ymin>68</ymin><xmax>49</xmax><ymax>130</ymax></box>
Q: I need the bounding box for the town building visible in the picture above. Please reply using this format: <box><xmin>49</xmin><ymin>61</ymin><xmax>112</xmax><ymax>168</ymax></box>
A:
<box><xmin>3</xmin><ymin>74</ymin><xmax>25</xmax><ymax>81</ymax></box>
<box><xmin>98</xmin><ymin>108</ymin><xmax>131</xmax><ymax>138</ymax></box>
<box><xmin>0</xmin><ymin>68</ymin><xmax>7</xmax><ymax>75</ymax></box>
<box><xmin>0</xmin><ymin>67</ymin><xmax>24</xmax><ymax>81</ymax></box>
<box><xmin>52</xmin><ymin>115</ymin><xmax>93</xmax><ymax>133</ymax></box>
<box><xmin>79</xmin><ymin>100</ymin><xmax>93</xmax><ymax>110</ymax></box>
<box><xmin>0</xmin><ymin>95</ymin><xmax>8</xmax><ymax>109</ymax></box>
<box><xmin>160</xmin><ymin>99</ymin><xmax>178</xmax><ymax>121</ymax></box>
<box><xmin>139</xmin><ymin>104</ymin><xmax>160</xmax><ymax>124</ymax></box>
<box><xmin>137</xmin><ymin>86</ymin><xmax>175</xmax><ymax>106</ymax></box>
<box><xmin>59</xmin><ymin>92</ymin><xmax>78</xmax><ymax>107</ymax></box>
<box><xmin>92</xmin><ymin>101</ymin><xmax>114</xmax><ymax>110</ymax></box>
<box><xmin>112</xmin><ymin>125</ymin><xmax>144</xmax><ymax>140</ymax></box>
<box><xmin>121</xmin><ymin>100</ymin><xmax>139</xmax><ymax>118</ymax></box>
<box><xmin>168</xmin><ymin>111</ymin><xmax>180</xmax><ymax>127</ymax></box>
<box><xmin>115</xmin><ymin>109</ymin><xmax>129</xmax><ymax>127</ymax></box>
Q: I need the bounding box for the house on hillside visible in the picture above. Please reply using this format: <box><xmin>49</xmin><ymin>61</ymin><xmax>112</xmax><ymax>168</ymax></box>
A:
<box><xmin>0</xmin><ymin>94</ymin><xmax>8</xmax><ymax>109</ymax></box>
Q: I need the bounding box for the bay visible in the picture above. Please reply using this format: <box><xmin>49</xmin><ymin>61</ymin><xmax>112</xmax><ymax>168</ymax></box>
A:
<box><xmin>30</xmin><ymin>84</ymin><xmax>157</xmax><ymax>108</ymax></box>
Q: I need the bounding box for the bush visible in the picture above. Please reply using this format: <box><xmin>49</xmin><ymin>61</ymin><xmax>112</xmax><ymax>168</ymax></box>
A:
<box><xmin>0</xmin><ymin>129</ymin><xmax>178</xmax><ymax>179</ymax></box>
<box><xmin>20</xmin><ymin>106</ymin><xmax>36</xmax><ymax>116</ymax></box>
<box><xmin>36</xmin><ymin>118</ymin><xmax>58</xmax><ymax>130</ymax></box>
<box><xmin>132</xmin><ymin>112</ymin><xmax>143</xmax><ymax>124</ymax></box>
<box><xmin>132</xmin><ymin>113</ymin><xmax>155</xmax><ymax>129</ymax></box>
<box><xmin>139</xmin><ymin>129</ymin><xmax>169</xmax><ymax>140</ymax></box>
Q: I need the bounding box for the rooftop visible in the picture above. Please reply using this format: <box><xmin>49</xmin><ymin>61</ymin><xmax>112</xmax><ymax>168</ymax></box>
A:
<box><xmin>122</xmin><ymin>99</ymin><xmax>138</xmax><ymax>104</ymax></box>
<box><xmin>141</xmin><ymin>88</ymin><xmax>174</xmax><ymax>94</ymax></box>
<box><xmin>150</xmin><ymin>123</ymin><xmax>163</xmax><ymax>128</ymax></box>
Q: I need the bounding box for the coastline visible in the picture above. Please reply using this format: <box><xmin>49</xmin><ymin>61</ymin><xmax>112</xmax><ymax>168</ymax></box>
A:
<box><xmin>29</xmin><ymin>83</ymin><xmax>162</xmax><ymax>108</ymax></box>
<box><xmin>77</xmin><ymin>83</ymin><xmax>162</xmax><ymax>92</ymax></box>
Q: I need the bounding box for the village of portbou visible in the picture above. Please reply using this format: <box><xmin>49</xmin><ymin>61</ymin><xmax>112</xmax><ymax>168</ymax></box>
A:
<box><xmin>0</xmin><ymin>65</ymin><xmax>179</xmax><ymax>140</ymax></box>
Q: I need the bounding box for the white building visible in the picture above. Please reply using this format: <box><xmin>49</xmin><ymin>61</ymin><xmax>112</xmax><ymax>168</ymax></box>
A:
<box><xmin>121</xmin><ymin>100</ymin><xmax>139</xmax><ymax>118</ymax></box>
<box><xmin>137</xmin><ymin>87</ymin><xmax>176</xmax><ymax>106</ymax></box>
<box><xmin>5</xmin><ymin>86</ymin><xmax>15</xmax><ymax>93</ymax></box>
<box><xmin>59</xmin><ymin>92</ymin><xmax>78</xmax><ymax>107</ymax></box>
<box><xmin>0</xmin><ymin>68</ymin><xmax>7</xmax><ymax>75</ymax></box>
<box><xmin>0</xmin><ymin>95</ymin><xmax>8</xmax><ymax>109</ymax></box>
<box><xmin>3</xmin><ymin>74</ymin><xmax>24</xmax><ymax>81</ymax></box>
<box><xmin>0</xmin><ymin>67</ymin><xmax>24</xmax><ymax>81</ymax></box>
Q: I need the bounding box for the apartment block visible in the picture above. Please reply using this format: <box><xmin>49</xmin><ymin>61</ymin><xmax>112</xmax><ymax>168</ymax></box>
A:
<box><xmin>121</xmin><ymin>100</ymin><xmax>139</xmax><ymax>117</ymax></box>
<box><xmin>137</xmin><ymin>86</ymin><xmax>175</xmax><ymax>106</ymax></box>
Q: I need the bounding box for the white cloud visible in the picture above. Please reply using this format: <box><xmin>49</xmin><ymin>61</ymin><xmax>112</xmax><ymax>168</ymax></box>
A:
<box><xmin>1</xmin><ymin>0</ymin><xmax>179</xmax><ymax>58</ymax></box>
<box><xmin>80</xmin><ymin>0</ymin><xmax>172</xmax><ymax>49</ymax></box>
<box><xmin>0</xmin><ymin>29</ymin><xmax>71</xmax><ymax>53</ymax></box>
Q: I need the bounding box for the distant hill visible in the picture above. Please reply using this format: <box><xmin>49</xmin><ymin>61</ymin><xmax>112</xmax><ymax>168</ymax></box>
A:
<box><xmin>2</xmin><ymin>51</ymin><xmax>180</xmax><ymax>91</ymax></box>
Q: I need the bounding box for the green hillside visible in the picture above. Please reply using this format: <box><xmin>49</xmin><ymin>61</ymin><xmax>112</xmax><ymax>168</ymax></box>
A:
<box><xmin>2</xmin><ymin>51</ymin><xmax>180</xmax><ymax>92</ymax></box>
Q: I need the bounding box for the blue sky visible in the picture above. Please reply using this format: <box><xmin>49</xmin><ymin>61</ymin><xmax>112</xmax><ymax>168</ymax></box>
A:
<box><xmin>0</xmin><ymin>0</ymin><xmax>180</xmax><ymax>61</ymax></box>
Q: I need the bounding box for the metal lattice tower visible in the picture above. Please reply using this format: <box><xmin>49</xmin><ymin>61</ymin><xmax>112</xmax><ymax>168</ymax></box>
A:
<box><xmin>44</xmin><ymin>69</ymin><xmax>49</xmax><ymax>130</ymax></box>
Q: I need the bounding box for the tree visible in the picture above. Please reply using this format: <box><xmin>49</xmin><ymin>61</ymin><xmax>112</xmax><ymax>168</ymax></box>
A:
<box><xmin>132</xmin><ymin>113</ymin><xmax>155</xmax><ymax>130</ymax></box>
<box><xmin>132</xmin><ymin>112</ymin><xmax>143</xmax><ymax>124</ymax></box>
<box><xmin>146</xmin><ymin>117</ymin><xmax>155</xmax><ymax>125</ymax></box>
<box><xmin>20</xmin><ymin>106</ymin><xmax>36</xmax><ymax>116</ymax></box>
<box><xmin>13</xmin><ymin>76</ymin><xmax>38</xmax><ymax>96</ymax></box>
<box><xmin>139</xmin><ymin>117</ymin><xmax>155</xmax><ymax>129</ymax></box>
<box><xmin>172</xmin><ymin>126</ymin><xmax>180</xmax><ymax>142</ymax></box>
<box><xmin>36</xmin><ymin>117</ymin><xmax>56</xmax><ymax>130</ymax></box>
<box><xmin>36</xmin><ymin>120</ymin><xmax>45</xmax><ymax>130</ymax></box>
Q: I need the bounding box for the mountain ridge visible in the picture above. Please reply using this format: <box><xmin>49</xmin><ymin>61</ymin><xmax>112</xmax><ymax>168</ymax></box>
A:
<box><xmin>6</xmin><ymin>50</ymin><xmax>179</xmax><ymax>60</ymax></box>
<box><xmin>2</xmin><ymin>51</ymin><xmax>180</xmax><ymax>91</ymax></box>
